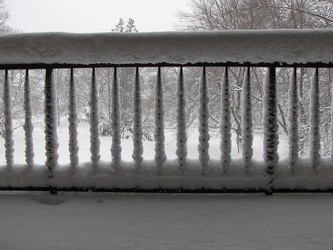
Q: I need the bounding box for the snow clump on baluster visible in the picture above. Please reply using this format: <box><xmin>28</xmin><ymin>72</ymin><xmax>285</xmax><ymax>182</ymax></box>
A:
<box><xmin>176</xmin><ymin>67</ymin><xmax>188</xmax><ymax>172</ymax></box>
<box><xmin>68</xmin><ymin>68</ymin><xmax>79</xmax><ymax>171</ymax></box>
<box><xmin>154</xmin><ymin>68</ymin><xmax>167</xmax><ymax>174</ymax></box>
<box><xmin>198</xmin><ymin>67</ymin><xmax>210</xmax><ymax>175</ymax></box>
<box><xmin>44</xmin><ymin>69</ymin><xmax>59</xmax><ymax>178</ymax></box>
<box><xmin>309</xmin><ymin>68</ymin><xmax>321</xmax><ymax>169</ymax></box>
<box><xmin>263</xmin><ymin>67</ymin><xmax>279</xmax><ymax>177</ymax></box>
<box><xmin>111</xmin><ymin>68</ymin><xmax>122</xmax><ymax>171</ymax></box>
<box><xmin>287</xmin><ymin>68</ymin><xmax>299</xmax><ymax>173</ymax></box>
<box><xmin>132</xmin><ymin>67</ymin><xmax>144</xmax><ymax>171</ymax></box>
<box><xmin>24</xmin><ymin>70</ymin><xmax>34</xmax><ymax>167</ymax></box>
<box><xmin>220</xmin><ymin>68</ymin><xmax>231</xmax><ymax>173</ymax></box>
<box><xmin>241</xmin><ymin>68</ymin><xmax>253</xmax><ymax>174</ymax></box>
<box><xmin>3</xmin><ymin>70</ymin><xmax>14</xmax><ymax>169</ymax></box>
<box><xmin>89</xmin><ymin>68</ymin><xmax>101</xmax><ymax>174</ymax></box>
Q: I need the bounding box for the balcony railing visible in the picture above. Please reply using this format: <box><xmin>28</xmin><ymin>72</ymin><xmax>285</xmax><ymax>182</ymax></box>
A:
<box><xmin>0</xmin><ymin>30</ymin><xmax>333</xmax><ymax>194</ymax></box>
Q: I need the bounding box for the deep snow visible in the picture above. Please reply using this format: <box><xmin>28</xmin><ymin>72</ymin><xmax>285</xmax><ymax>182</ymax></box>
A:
<box><xmin>0</xmin><ymin>192</ymin><xmax>332</xmax><ymax>250</ymax></box>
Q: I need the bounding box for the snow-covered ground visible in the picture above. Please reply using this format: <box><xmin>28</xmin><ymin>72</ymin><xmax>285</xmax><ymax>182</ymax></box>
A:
<box><xmin>0</xmin><ymin>192</ymin><xmax>332</xmax><ymax>250</ymax></box>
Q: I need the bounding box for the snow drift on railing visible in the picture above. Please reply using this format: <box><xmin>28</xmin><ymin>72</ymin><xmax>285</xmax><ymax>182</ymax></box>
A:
<box><xmin>0</xmin><ymin>30</ymin><xmax>332</xmax><ymax>67</ymax></box>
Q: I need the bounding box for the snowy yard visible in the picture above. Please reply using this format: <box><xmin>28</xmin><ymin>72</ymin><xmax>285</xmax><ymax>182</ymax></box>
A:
<box><xmin>0</xmin><ymin>192</ymin><xmax>332</xmax><ymax>250</ymax></box>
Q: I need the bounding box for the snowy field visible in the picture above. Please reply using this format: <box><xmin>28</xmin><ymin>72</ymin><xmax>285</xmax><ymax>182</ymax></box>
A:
<box><xmin>0</xmin><ymin>192</ymin><xmax>332</xmax><ymax>250</ymax></box>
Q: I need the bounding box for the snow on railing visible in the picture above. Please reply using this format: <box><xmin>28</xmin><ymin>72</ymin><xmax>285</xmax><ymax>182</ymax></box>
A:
<box><xmin>1</xmin><ymin>30</ymin><xmax>333</xmax><ymax>193</ymax></box>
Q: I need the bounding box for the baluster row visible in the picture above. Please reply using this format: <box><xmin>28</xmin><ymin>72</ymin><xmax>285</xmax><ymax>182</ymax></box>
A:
<box><xmin>1</xmin><ymin>67</ymin><xmax>324</xmax><ymax>177</ymax></box>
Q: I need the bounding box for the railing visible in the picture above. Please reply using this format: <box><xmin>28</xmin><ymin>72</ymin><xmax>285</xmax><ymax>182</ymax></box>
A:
<box><xmin>0</xmin><ymin>30</ymin><xmax>333</xmax><ymax>194</ymax></box>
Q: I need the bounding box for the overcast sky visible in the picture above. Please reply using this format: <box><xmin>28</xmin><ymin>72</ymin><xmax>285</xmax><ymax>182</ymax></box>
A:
<box><xmin>5</xmin><ymin>0</ymin><xmax>189</xmax><ymax>33</ymax></box>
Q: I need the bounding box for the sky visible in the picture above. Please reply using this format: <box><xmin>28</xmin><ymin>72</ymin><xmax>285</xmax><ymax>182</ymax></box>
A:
<box><xmin>5</xmin><ymin>0</ymin><xmax>189</xmax><ymax>33</ymax></box>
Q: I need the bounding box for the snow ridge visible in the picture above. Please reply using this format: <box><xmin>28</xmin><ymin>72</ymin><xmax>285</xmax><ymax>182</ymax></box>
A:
<box><xmin>241</xmin><ymin>67</ymin><xmax>253</xmax><ymax>174</ymax></box>
<box><xmin>3</xmin><ymin>70</ymin><xmax>14</xmax><ymax>168</ymax></box>
<box><xmin>220</xmin><ymin>68</ymin><xmax>232</xmax><ymax>173</ymax></box>
<box><xmin>24</xmin><ymin>70</ymin><xmax>34</xmax><ymax>167</ymax></box>
<box><xmin>154</xmin><ymin>67</ymin><xmax>167</xmax><ymax>174</ymax></box>
<box><xmin>287</xmin><ymin>68</ymin><xmax>299</xmax><ymax>172</ymax></box>
<box><xmin>309</xmin><ymin>68</ymin><xmax>321</xmax><ymax>169</ymax></box>
<box><xmin>68</xmin><ymin>69</ymin><xmax>79</xmax><ymax>171</ymax></box>
<box><xmin>263</xmin><ymin>67</ymin><xmax>279</xmax><ymax>178</ymax></box>
<box><xmin>44</xmin><ymin>69</ymin><xmax>59</xmax><ymax>178</ymax></box>
<box><xmin>198</xmin><ymin>67</ymin><xmax>210</xmax><ymax>175</ymax></box>
<box><xmin>176</xmin><ymin>67</ymin><xmax>188</xmax><ymax>172</ymax></box>
<box><xmin>132</xmin><ymin>67</ymin><xmax>144</xmax><ymax>171</ymax></box>
<box><xmin>111</xmin><ymin>68</ymin><xmax>122</xmax><ymax>170</ymax></box>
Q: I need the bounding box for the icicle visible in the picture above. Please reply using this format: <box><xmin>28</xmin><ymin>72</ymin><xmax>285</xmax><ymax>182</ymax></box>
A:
<box><xmin>287</xmin><ymin>68</ymin><xmax>299</xmax><ymax>172</ymax></box>
<box><xmin>132</xmin><ymin>67</ymin><xmax>144</xmax><ymax>171</ymax></box>
<box><xmin>309</xmin><ymin>68</ymin><xmax>321</xmax><ymax>169</ymax></box>
<box><xmin>90</xmin><ymin>68</ymin><xmax>100</xmax><ymax>174</ymax></box>
<box><xmin>154</xmin><ymin>67</ymin><xmax>166</xmax><ymax>174</ymax></box>
<box><xmin>198</xmin><ymin>67</ymin><xmax>210</xmax><ymax>175</ymax></box>
<box><xmin>263</xmin><ymin>67</ymin><xmax>279</xmax><ymax>178</ymax></box>
<box><xmin>3</xmin><ymin>70</ymin><xmax>14</xmax><ymax>169</ymax></box>
<box><xmin>24</xmin><ymin>70</ymin><xmax>34</xmax><ymax>167</ymax></box>
<box><xmin>68</xmin><ymin>68</ymin><xmax>79</xmax><ymax>172</ymax></box>
<box><xmin>44</xmin><ymin>68</ymin><xmax>59</xmax><ymax>178</ymax></box>
<box><xmin>242</xmin><ymin>67</ymin><xmax>253</xmax><ymax>174</ymax></box>
<box><xmin>176</xmin><ymin>67</ymin><xmax>188</xmax><ymax>172</ymax></box>
<box><xmin>111</xmin><ymin>67</ymin><xmax>122</xmax><ymax>170</ymax></box>
<box><xmin>220</xmin><ymin>67</ymin><xmax>231</xmax><ymax>173</ymax></box>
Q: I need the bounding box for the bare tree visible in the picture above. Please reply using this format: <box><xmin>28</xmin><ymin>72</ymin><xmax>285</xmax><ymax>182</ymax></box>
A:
<box><xmin>175</xmin><ymin>0</ymin><xmax>333</xmax><ymax>155</ymax></box>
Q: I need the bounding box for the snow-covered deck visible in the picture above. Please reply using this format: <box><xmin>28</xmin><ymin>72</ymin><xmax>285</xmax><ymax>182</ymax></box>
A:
<box><xmin>1</xmin><ymin>30</ymin><xmax>333</xmax><ymax>193</ymax></box>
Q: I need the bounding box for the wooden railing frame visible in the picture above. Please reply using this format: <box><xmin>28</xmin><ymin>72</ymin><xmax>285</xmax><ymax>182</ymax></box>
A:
<box><xmin>1</xmin><ymin>30</ymin><xmax>333</xmax><ymax>194</ymax></box>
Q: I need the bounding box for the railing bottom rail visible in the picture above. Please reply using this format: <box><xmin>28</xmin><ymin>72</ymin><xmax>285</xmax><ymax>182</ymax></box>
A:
<box><xmin>1</xmin><ymin>186</ymin><xmax>333</xmax><ymax>196</ymax></box>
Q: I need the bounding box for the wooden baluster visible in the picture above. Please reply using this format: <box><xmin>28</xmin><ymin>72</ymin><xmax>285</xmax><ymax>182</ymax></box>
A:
<box><xmin>3</xmin><ymin>70</ymin><xmax>14</xmax><ymax>169</ymax></box>
<box><xmin>176</xmin><ymin>67</ymin><xmax>188</xmax><ymax>172</ymax></box>
<box><xmin>198</xmin><ymin>67</ymin><xmax>210</xmax><ymax>175</ymax></box>
<box><xmin>263</xmin><ymin>67</ymin><xmax>279</xmax><ymax>192</ymax></box>
<box><xmin>24</xmin><ymin>69</ymin><xmax>34</xmax><ymax>167</ymax></box>
<box><xmin>44</xmin><ymin>68</ymin><xmax>59</xmax><ymax>178</ymax></box>
<box><xmin>287</xmin><ymin>68</ymin><xmax>299</xmax><ymax>173</ymax></box>
<box><xmin>90</xmin><ymin>68</ymin><xmax>100</xmax><ymax>174</ymax></box>
<box><xmin>111</xmin><ymin>67</ymin><xmax>122</xmax><ymax>170</ymax></box>
<box><xmin>309</xmin><ymin>68</ymin><xmax>321</xmax><ymax>169</ymax></box>
<box><xmin>242</xmin><ymin>67</ymin><xmax>253</xmax><ymax>174</ymax></box>
<box><xmin>132</xmin><ymin>67</ymin><xmax>144</xmax><ymax>171</ymax></box>
<box><xmin>220</xmin><ymin>67</ymin><xmax>232</xmax><ymax>173</ymax></box>
<box><xmin>68</xmin><ymin>68</ymin><xmax>79</xmax><ymax>172</ymax></box>
<box><xmin>154</xmin><ymin>67</ymin><xmax>166</xmax><ymax>174</ymax></box>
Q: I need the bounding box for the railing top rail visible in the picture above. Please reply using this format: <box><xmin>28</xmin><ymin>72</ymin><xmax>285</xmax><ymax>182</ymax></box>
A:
<box><xmin>0</xmin><ymin>29</ymin><xmax>332</xmax><ymax>69</ymax></box>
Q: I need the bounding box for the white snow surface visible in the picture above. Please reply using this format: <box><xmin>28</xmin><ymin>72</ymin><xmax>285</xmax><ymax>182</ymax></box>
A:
<box><xmin>0</xmin><ymin>192</ymin><xmax>332</xmax><ymax>250</ymax></box>
<box><xmin>0</xmin><ymin>29</ymin><xmax>332</xmax><ymax>66</ymax></box>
